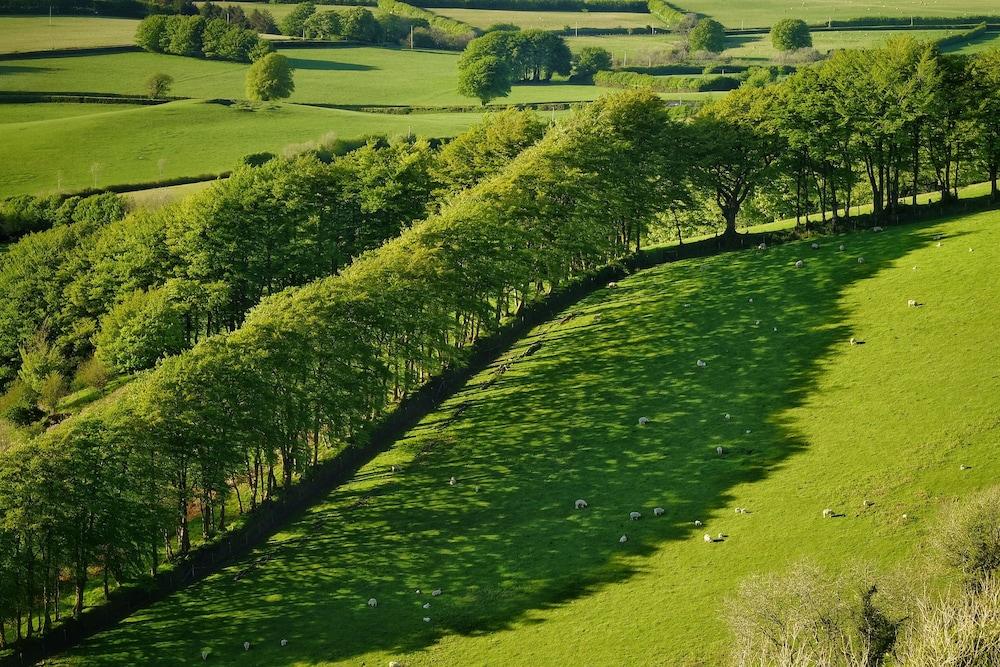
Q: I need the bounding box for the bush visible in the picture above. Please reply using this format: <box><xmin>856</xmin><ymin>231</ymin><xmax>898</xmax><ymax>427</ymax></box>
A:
<box><xmin>593</xmin><ymin>69</ymin><xmax>742</xmax><ymax>92</ymax></box>
<box><xmin>0</xmin><ymin>379</ymin><xmax>39</xmax><ymax>425</ymax></box>
<box><xmin>770</xmin><ymin>18</ymin><xmax>811</xmax><ymax>51</ymax></box>
<box><xmin>145</xmin><ymin>72</ymin><xmax>174</xmax><ymax>98</ymax></box>
<box><xmin>687</xmin><ymin>17</ymin><xmax>724</xmax><ymax>53</ymax></box>
<box><xmin>571</xmin><ymin>46</ymin><xmax>612</xmax><ymax>80</ymax></box>
<box><xmin>935</xmin><ymin>485</ymin><xmax>1000</xmax><ymax>587</ymax></box>
<box><xmin>72</xmin><ymin>356</ymin><xmax>110</xmax><ymax>390</ymax></box>
<box><xmin>646</xmin><ymin>0</ymin><xmax>684</xmax><ymax>29</ymax></box>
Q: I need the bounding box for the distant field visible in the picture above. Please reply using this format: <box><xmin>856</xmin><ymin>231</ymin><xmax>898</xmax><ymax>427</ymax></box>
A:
<box><xmin>0</xmin><ymin>101</ymin><xmax>145</xmax><ymax>123</ymax></box>
<box><xmin>669</xmin><ymin>0</ymin><xmax>1000</xmax><ymax>28</ymax></box>
<box><xmin>193</xmin><ymin>1</ymin><xmax>357</xmax><ymax>21</ymax></box>
<box><xmin>945</xmin><ymin>28</ymin><xmax>1000</xmax><ymax>53</ymax></box>
<box><xmin>0</xmin><ymin>99</ymin><xmax>487</xmax><ymax>196</ymax></box>
<box><xmin>431</xmin><ymin>8</ymin><xmax>658</xmax><ymax>30</ymax></box>
<box><xmin>0</xmin><ymin>16</ymin><xmax>139</xmax><ymax>54</ymax></box>
<box><xmin>123</xmin><ymin>179</ymin><xmax>218</xmax><ymax>209</ymax></box>
<box><xmin>722</xmin><ymin>28</ymin><xmax>963</xmax><ymax>61</ymax></box>
<box><xmin>0</xmin><ymin>46</ymin><xmax>608</xmax><ymax>105</ymax></box>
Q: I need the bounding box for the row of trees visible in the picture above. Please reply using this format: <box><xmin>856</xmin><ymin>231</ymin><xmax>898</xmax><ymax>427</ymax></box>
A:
<box><xmin>457</xmin><ymin>29</ymin><xmax>574</xmax><ymax>103</ymax></box>
<box><xmin>0</xmin><ymin>92</ymin><xmax>679</xmax><ymax>644</ymax></box>
<box><xmin>198</xmin><ymin>1</ymin><xmax>278</xmax><ymax>35</ymax></box>
<box><xmin>135</xmin><ymin>13</ymin><xmax>272</xmax><ymax>62</ymax></box>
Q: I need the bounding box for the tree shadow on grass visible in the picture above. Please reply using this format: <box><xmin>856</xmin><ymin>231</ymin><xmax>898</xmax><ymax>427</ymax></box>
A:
<box><xmin>284</xmin><ymin>57</ymin><xmax>376</xmax><ymax>72</ymax></box>
<box><xmin>65</xmin><ymin>222</ymin><xmax>951</xmax><ymax>665</ymax></box>
<box><xmin>0</xmin><ymin>63</ymin><xmax>59</xmax><ymax>74</ymax></box>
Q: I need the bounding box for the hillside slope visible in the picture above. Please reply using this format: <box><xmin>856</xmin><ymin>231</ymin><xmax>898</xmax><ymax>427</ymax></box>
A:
<box><xmin>60</xmin><ymin>209</ymin><xmax>1000</xmax><ymax>665</ymax></box>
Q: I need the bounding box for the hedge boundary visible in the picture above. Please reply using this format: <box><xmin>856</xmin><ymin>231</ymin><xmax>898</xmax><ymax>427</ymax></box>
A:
<box><xmin>594</xmin><ymin>69</ymin><xmax>743</xmax><ymax>92</ymax></box>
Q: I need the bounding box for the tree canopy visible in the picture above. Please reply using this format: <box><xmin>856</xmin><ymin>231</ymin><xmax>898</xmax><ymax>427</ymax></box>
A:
<box><xmin>245</xmin><ymin>53</ymin><xmax>295</xmax><ymax>102</ymax></box>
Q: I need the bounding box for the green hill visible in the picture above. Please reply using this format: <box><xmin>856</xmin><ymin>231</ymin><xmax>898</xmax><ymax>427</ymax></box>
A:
<box><xmin>58</xmin><ymin>208</ymin><xmax>1000</xmax><ymax>665</ymax></box>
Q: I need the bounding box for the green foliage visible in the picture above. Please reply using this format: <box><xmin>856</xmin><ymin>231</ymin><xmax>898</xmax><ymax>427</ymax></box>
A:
<box><xmin>646</xmin><ymin>0</ymin><xmax>685</xmax><ymax>29</ymax></box>
<box><xmin>145</xmin><ymin>71</ymin><xmax>174</xmax><ymax>99</ymax></box>
<box><xmin>279</xmin><ymin>1</ymin><xmax>315</xmax><ymax>36</ymax></box>
<box><xmin>770</xmin><ymin>18</ymin><xmax>811</xmax><ymax>51</ymax></box>
<box><xmin>377</xmin><ymin>0</ymin><xmax>476</xmax><ymax>37</ymax></box>
<box><xmin>593</xmin><ymin>69</ymin><xmax>743</xmax><ymax>92</ymax></box>
<box><xmin>457</xmin><ymin>53</ymin><xmax>511</xmax><ymax>104</ymax></box>
<box><xmin>456</xmin><ymin>29</ymin><xmax>572</xmax><ymax>102</ymax></box>
<box><xmin>135</xmin><ymin>13</ymin><xmax>268</xmax><ymax>62</ymax></box>
<box><xmin>571</xmin><ymin>46</ymin><xmax>612</xmax><ymax>80</ymax></box>
<box><xmin>687</xmin><ymin>17</ymin><xmax>724</xmax><ymax>53</ymax></box>
<box><xmin>935</xmin><ymin>485</ymin><xmax>1000</xmax><ymax>587</ymax></box>
<box><xmin>302</xmin><ymin>9</ymin><xmax>341</xmax><ymax>38</ymax></box>
<box><xmin>73</xmin><ymin>355</ymin><xmax>110</xmax><ymax>390</ymax></box>
<box><xmin>95</xmin><ymin>287</ymin><xmax>187</xmax><ymax>374</ymax></box>
<box><xmin>244</xmin><ymin>52</ymin><xmax>295</xmax><ymax>101</ymax></box>
<box><xmin>339</xmin><ymin>6</ymin><xmax>382</xmax><ymax>42</ymax></box>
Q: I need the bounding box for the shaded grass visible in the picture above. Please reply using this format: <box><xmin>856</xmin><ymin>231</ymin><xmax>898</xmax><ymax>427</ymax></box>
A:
<box><xmin>0</xmin><ymin>16</ymin><xmax>139</xmax><ymax>54</ymax></box>
<box><xmin>0</xmin><ymin>99</ymin><xmax>486</xmax><ymax>196</ymax></box>
<box><xmin>55</xmin><ymin>208</ymin><xmax>1000</xmax><ymax>665</ymax></box>
<box><xmin>669</xmin><ymin>0</ymin><xmax>1000</xmax><ymax>29</ymax></box>
<box><xmin>0</xmin><ymin>46</ymin><xmax>606</xmax><ymax>106</ymax></box>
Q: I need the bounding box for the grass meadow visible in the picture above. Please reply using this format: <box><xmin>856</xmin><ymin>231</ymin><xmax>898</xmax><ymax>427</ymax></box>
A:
<box><xmin>669</xmin><ymin>0</ymin><xmax>1000</xmax><ymax>28</ymax></box>
<box><xmin>0</xmin><ymin>100</ymin><xmax>488</xmax><ymax>195</ymax></box>
<box><xmin>0</xmin><ymin>16</ymin><xmax>139</xmax><ymax>54</ymax></box>
<box><xmin>53</xmin><ymin>208</ymin><xmax>1000</xmax><ymax>665</ymax></box>
<box><xmin>429</xmin><ymin>8</ymin><xmax>658</xmax><ymax>30</ymax></box>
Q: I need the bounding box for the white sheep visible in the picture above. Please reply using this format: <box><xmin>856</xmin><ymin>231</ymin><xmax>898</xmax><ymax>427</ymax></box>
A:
<box><xmin>960</xmin><ymin>464</ymin><xmax>970</xmax><ymax>471</ymax></box>
<box><xmin>772</xmin><ymin>327</ymin><xmax>778</xmax><ymax>332</ymax></box>
<box><xmin>280</xmin><ymin>639</ymin><xmax>288</xmax><ymax>647</ymax></box>
<box><xmin>822</xmin><ymin>508</ymin><xmax>833</xmax><ymax>518</ymax></box>
<box><xmin>811</xmin><ymin>243</ymin><xmax>819</xmax><ymax>250</ymax></box>
<box><xmin>863</xmin><ymin>500</ymin><xmax>874</xmax><ymax>508</ymax></box>
<box><xmin>696</xmin><ymin>359</ymin><xmax>707</xmax><ymax>368</ymax></box>
<box><xmin>745</xmin><ymin>429</ymin><xmax>752</xmax><ymax>434</ymax></box>
<box><xmin>423</xmin><ymin>617</ymin><xmax>431</xmax><ymax>622</ymax></box>
<box><xmin>907</xmin><ymin>299</ymin><xmax>918</xmax><ymax>307</ymax></box>
<box><xmin>704</xmin><ymin>533</ymin><xmax>713</xmax><ymax>543</ymax></box>
<box><xmin>969</xmin><ymin>248</ymin><xmax>974</xmax><ymax>253</ymax></box>
<box><xmin>432</xmin><ymin>589</ymin><xmax>442</xmax><ymax>597</ymax></box>
<box><xmin>607</xmin><ymin>281</ymin><xmax>618</xmax><ymax>288</ymax></box>
<box><xmin>619</xmin><ymin>534</ymin><xmax>628</xmax><ymax>544</ymax></box>
<box><xmin>629</xmin><ymin>511</ymin><xmax>641</xmax><ymax>521</ymax></box>
<box><xmin>653</xmin><ymin>507</ymin><xmax>665</xmax><ymax>517</ymax></box>
<box><xmin>243</xmin><ymin>642</ymin><xmax>251</xmax><ymax>651</ymax></box>
<box><xmin>757</xmin><ymin>242</ymin><xmax>766</xmax><ymax>251</ymax></box>
<box><xmin>725</xmin><ymin>413</ymin><xmax>731</xmax><ymax>420</ymax></box>
<box><xmin>748</xmin><ymin>297</ymin><xmax>754</xmax><ymax>303</ymax></box>
<box><xmin>858</xmin><ymin>257</ymin><xmax>865</xmax><ymax>264</ymax></box>
<box><xmin>902</xmin><ymin>514</ymin><xmax>909</xmax><ymax>520</ymax></box>
<box><xmin>717</xmin><ymin>533</ymin><xmax>724</xmax><ymax>540</ymax></box>
<box><xmin>449</xmin><ymin>476</ymin><xmax>456</xmax><ymax>486</ymax></box>
<box><xmin>754</xmin><ymin>320</ymin><xmax>760</xmax><ymax>326</ymax></box>
<box><xmin>415</xmin><ymin>589</ymin><xmax>421</xmax><ymax>594</ymax></box>
<box><xmin>839</xmin><ymin>244</ymin><xmax>845</xmax><ymax>251</ymax></box>
<box><xmin>849</xmin><ymin>337</ymin><xmax>857</xmax><ymax>345</ymax></box>
<box><xmin>716</xmin><ymin>446</ymin><xmax>724</xmax><ymax>456</ymax></box>
<box><xmin>368</xmin><ymin>598</ymin><xmax>378</xmax><ymax>608</ymax></box>
<box><xmin>936</xmin><ymin>241</ymin><xmax>942</xmax><ymax>247</ymax></box>
<box><xmin>873</xmin><ymin>226</ymin><xmax>883</xmax><ymax>232</ymax></box>
<box><xmin>795</xmin><ymin>260</ymin><xmax>804</xmax><ymax>268</ymax></box>
<box><xmin>638</xmin><ymin>416</ymin><xmax>650</xmax><ymax>426</ymax></box>
<box><xmin>575</xmin><ymin>499</ymin><xmax>588</xmax><ymax>510</ymax></box>
<box><xmin>423</xmin><ymin>602</ymin><xmax>431</xmax><ymax>609</ymax></box>
<box><xmin>201</xmin><ymin>649</ymin><xmax>210</xmax><ymax>661</ymax></box>
<box><xmin>694</xmin><ymin>520</ymin><xmax>703</xmax><ymax>527</ymax></box>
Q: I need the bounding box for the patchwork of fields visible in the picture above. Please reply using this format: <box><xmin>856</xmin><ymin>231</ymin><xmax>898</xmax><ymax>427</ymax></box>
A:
<box><xmin>53</xmin><ymin>208</ymin><xmax>1000</xmax><ymax>665</ymax></box>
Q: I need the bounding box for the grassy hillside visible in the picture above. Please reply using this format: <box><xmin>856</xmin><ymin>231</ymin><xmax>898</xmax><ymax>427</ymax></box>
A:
<box><xmin>57</xmin><ymin>208</ymin><xmax>1000</xmax><ymax>665</ymax></box>
<box><xmin>0</xmin><ymin>100</ymin><xmax>487</xmax><ymax>195</ymax></box>
<box><xmin>0</xmin><ymin>16</ymin><xmax>139</xmax><ymax>54</ymax></box>
<box><xmin>0</xmin><ymin>101</ymin><xmax>145</xmax><ymax>123</ymax></box>
<box><xmin>0</xmin><ymin>46</ymin><xmax>605</xmax><ymax>105</ymax></box>
<box><xmin>669</xmin><ymin>0</ymin><xmax>1000</xmax><ymax>28</ymax></box>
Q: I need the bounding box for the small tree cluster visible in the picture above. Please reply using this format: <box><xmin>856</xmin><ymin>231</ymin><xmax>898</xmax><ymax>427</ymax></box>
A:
<box><xmin>687</xmin><ymin>18</ymin><xmax>725</xmax><ymax>53</ymax></box>
<box><xmin>135</xmin><ymin>14</ymin><xmax>271</xmax><ymax>62</ymax></box>
<box><xmin>457</xmin><ymin>29</ymin><xmax>572</xmax><ymax>104</ymax></box>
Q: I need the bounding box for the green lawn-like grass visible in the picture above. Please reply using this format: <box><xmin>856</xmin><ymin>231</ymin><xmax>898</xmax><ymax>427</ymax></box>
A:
<box><xmin>0</xmin><ymin>99</ymin><xmax>487</xmax><ymax>196</ymax></box>
<box><xmin>0</xmin><ymin>101</ymin><xmax>144</xmax><ymax>123</ymax></box>
<box><xmin>669</xmin><ymin>0</ymin><xmax>1000</xmax><ymax>28</ymax></box>
<box><xmin>723</xmin><ymin>28</ymin><xmax>963</xmax><ymax>61</ymax></box>
<box><xmin>0</xmin><ymin>15</ymin><xmax>140</xmax><ymax>54</ymax></box>
<box><xmin>193</xmin><ymin>1</ymin><xmax>369</xmax><ymax>22</ymax></box>
<box><xmin>0</xmin><ymin>46</ymin><xmax>606</xmax><ymax>105</ymax></box>
<box><xmin>429</xmin><ymin>7</ymin><xmax>658</xmax><ymax>30</ymax></box>
<box><xmin>55</xmin><ymin>207</ymin><xmax>1000</xmax><ymax>665</ymax></box>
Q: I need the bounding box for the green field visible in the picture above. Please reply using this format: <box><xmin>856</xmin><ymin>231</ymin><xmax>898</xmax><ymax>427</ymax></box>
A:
<box><xmin>431</xmin><ymin>7</ymin><xmax>659</xmax><ymax>30</ymax></box>
<box><xmin>0</xmin><ymin>100</ymin><xmax>487</xmax><ymax>196</ymax></box>
<box><xmin>0</xmin><ymin>46</ymin><xmax>605</xmax><ymax>105</ymax></box>
<box><xmin>57</xmin><ymin>208</ymin><xmax>1000</xmax><ymax>665</ymax></box>
<box><xmin>193</xmin><ymin>1</ymin><xmax>362</xmax><ymax>21</ymax></box>
<box><xmin>0</xmin><ymin>101</ymin><xmax>145</xmax><ymax>123</ymax></box>
<box><xmin>669</xmin><ymin>0</ymin><xmax>1000</xmax><ymax>28</ymax></box>
<box><xmin>722</xmin><ymin>28</ymin><xmax>963</xmax><ymax>61</ymax></box>
<box><xmin>0</xmin><ymin>16</ymin><xmax>139</xmax><ymax>54</ymax></box>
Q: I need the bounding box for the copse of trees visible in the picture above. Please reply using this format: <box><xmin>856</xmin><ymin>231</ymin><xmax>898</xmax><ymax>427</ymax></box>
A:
<box><xmin>457</xmin><ymin>29</ymin><xmax>572</xmax><ymax>103</ymax></box>
<box><xmin>135</xmin><ymin>13</ymin><xmax>272</xmax><ymax>62</ymax></box>
<box><xmin>770</xmin><ymin>18</ymin><xmax>811</xmax><ymax>51</ymax></box>
<box><xmin>0</xmin><ymin>92</ymin><xmax>685</xmax><ymax>640</ymax></box>
<box><xmin>199</xmin><ymin>1</ymin><xmax>278</xmax><ymax>34</ymax></box>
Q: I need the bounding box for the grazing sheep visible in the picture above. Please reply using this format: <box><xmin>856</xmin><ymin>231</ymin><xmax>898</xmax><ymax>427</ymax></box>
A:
<box><xmin>653</xmin><ymin>507</ymin><xmax>665</xmax><ymax>517</ymax></box>
<box><xmin>772</xmin><ymin>327</ymin><xmax>778</xmax><ymax>332</ymax></box>
<box><xmin>716</xmin><ymin>446</ymin><xmax>724</xmax><ymax>456</ymax></box>
<box><xmin>575</xmin><ymin>499</ymin><xmax>588</xmax><ymax>510</ymax></box>
<box><xmin>936</xmin><ymin>242</ymin><xmax>942</xmax><ymax>247</ymax></box>
<box><xmin>368</xmin><ymin>598</ymin><xmax>378</xmax><ymax>608</ymax></box>
<box><xmin>423</xmin><ymin>617</ymin><xmax>431</xmax><ymax>623</ymax></box>
<box><xmin>244</xmin><ymin>642</ymin><xmax>251</xmax><ymax>651</ymax></box>
<box><xmin>694</xmin><ymin>520</ymin><xmax>703</xmax><ymax>527</ymax></box>
<box><xmin>449</xmin><ymin>476</ymin><xmax>456</xmax><ymax>486</ymax></box>
<box><xmin>795</xmin><ymin>260</ymin><xmax>804</xmax><ymax>268</ymax></box>
<box><xmin>423</xmin><ymin>603</ymin><xmax>431</xmax><ymax>609</ymax></box>
<box><xmin>757</xmin><ymin>242</ymin><xmax>766</xmax><ymax>251</ymax></box>
<box><xmin>858</xmin><ymin>257</ymin><xmax>865</xmax><ymax>264</ymax></box>
<box><xmin>863</xmin><ymin>500</ymin><xmax>874</xmax><ymax>508</ymax></box>
<box><xmin>735</xmin><ymin>507</ymin><xmax>742</xmax><ymax>514</ymax></box>
<box><xmin>902</xmin><ymin>514</ymin><xmax>909</xmax><ymax>520</ymax></box>
<box><xmin>201</xmin><ymin>649</ymin><xmax>210</xmax><ymax>661</ymax></box>
<box><xmin>849</xmin><ymin>337</ymin><xmax>857</xmax><ymax>345</ymax></box>
<box><xmin>607</xmin><ymin>281</ymin><xmax>618</xmax><ymax>288</ymax></box>
<box><xmin>755</xmin><ymin>320</ymin><xmax>760</xmax><ymax>326</ymax></box>
<box><xmin>969</xmin><ymin>248</ymin><xmax>974</xmax><ymax>253</ymax></box>
<box><xmin>281</xmin><ymin>639</ymin><xmax>288</xmax><ymax>647</ymax></box>
<box><xmin>619</xmin><ymin>534</ymin><xmax>628</xmax><ymax>544</ymax></box>
<box><xmin>391</xmin><ymin>465</ymin><xmax>396</xmax><ymax>473</ymax></box>
<box><xmin>811</xmin><ymin>243</ymin><xmax>820</xmax><ymax>250</ymax></box>
<box><xmin>717</xmin><ymin>533</ymin><xmax>724</xmax><ymax>540</ymax></box>
<box><xmin>432</xmin><ymin>589</ymin><xmax>442</xmax><ymax>597</ymax></box>
<box><xmin>960</xmin><ymin>464</ymin><xmax>970</xmax><ymax>471</ymax></box>
<box><xmin>629</xmin><ymin>511</ymin><xmax>642</xmax><ymax>521</ymax></box>
<box><xmin>725</xmin><ymin>413</ymin><xmax>731</xmax><ymax>420</ymax></box>
<box><xmin>745</xmin><ymin>429</ymin><xmax>752</xmax><ymax>434</ymax></box>
<box><xmin>696</xmin><ymin>359</ymin><xmax>707</xmax><ymax>368</ymax></box>
<box><xmin>638</xmin><ymin>416</ymin><xmax>650</xmax><ymax>426</ymax></box>
<box><xmin>907</xmin><ymin>299</ymin><xmax>918</xmax><ymax>307</ymax></box>
<box><xmin>873</xmin><ymin>226</ymin><xmax>883</xmax><ymax>232</ymax></box>
<box><xmin>822</xmin><ymin>508</ymin><xmax>833</xmax><ymax>518</ymax></box>
<box><xmin>704</xmin><ymin>534</ymin><xmax>713</xmax><ymax>543</ymax></box>
<box><xmin>748</xmin><ymin>297</ymin><xmax>754</xmax><ymax>303</ymax></box>
<box><xmin>839</xmin><ymin>244</ymin><xmax>845</xmax><ymax>251</ymax></box>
